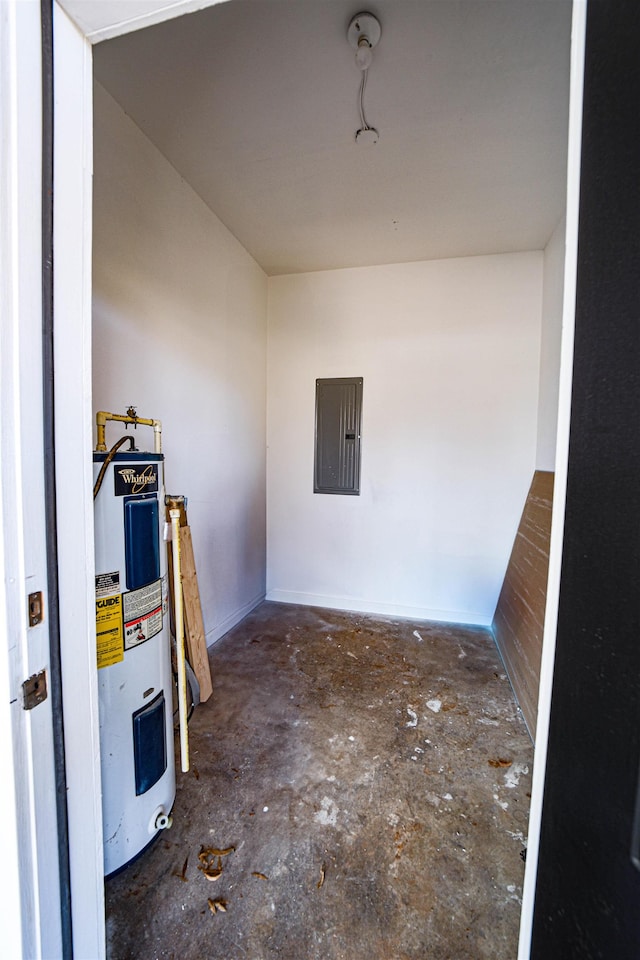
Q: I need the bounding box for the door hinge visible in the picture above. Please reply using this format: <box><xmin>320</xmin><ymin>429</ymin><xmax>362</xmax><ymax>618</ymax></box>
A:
<box><xmin>22</xmin><ymin>670</ymin><xmax>47</xmax><ymax>710</ymax></box>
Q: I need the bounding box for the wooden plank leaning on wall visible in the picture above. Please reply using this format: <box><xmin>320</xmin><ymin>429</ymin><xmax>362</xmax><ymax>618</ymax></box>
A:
<box><xmin>492</xmin><ymin>471</ymin><xmax>554</xmax><ymax>739</ymax></box>
<box><xmin>166</xmin><ymin>497</ymin><xmax>213</xmax><ymax>703</ymax></box>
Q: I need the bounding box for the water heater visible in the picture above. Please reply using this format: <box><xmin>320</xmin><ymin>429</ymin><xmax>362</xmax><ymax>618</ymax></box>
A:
<box><xmin>93</xmin><ymin>413</ymin><xmax>175</xmax><ymax>876</ymax></box>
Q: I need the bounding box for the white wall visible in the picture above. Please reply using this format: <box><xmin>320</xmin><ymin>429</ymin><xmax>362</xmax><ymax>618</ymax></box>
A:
<box><xmin>536</xmin><ymin>217</ymin><xmax>566</xmax><ymax>470</ymax></box>
<box><xmin>267</xmin><ymin>253</ymin><xmax>543</xmax><ymax>625</ymax></box>
<box><xmin>92</xmin><ymin>84</ymin><xmax>267</xmax><ymax>644</ymax></box>
<box><xmin>92</xmin><ymin>83</ymin><xmax>551</xmax><ymax>633</ymax></box>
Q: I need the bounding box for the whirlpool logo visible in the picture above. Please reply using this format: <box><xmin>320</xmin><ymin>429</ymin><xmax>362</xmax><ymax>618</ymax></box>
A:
<box><xmin>114</xmin><ymin>464</ymin><xmax>159</xmax><ymax>496</ymax></box>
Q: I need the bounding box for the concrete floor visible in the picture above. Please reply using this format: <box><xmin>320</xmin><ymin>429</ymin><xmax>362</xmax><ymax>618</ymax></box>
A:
<box><xmin>106</xmin><ymin>602</ymin><xmax>533</xmax><ymax>960</ymax></box>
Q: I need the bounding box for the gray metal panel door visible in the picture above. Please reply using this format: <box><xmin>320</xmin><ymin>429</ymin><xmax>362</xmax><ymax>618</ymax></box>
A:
<box><xmin>314</xmin><ymin>378</ymin><xmax>363</xmax><ymax>495</ymax></box>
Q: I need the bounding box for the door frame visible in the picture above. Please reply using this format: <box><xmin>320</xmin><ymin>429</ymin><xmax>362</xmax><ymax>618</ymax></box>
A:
<box><xmin>518</xmin><ymin>3</ymin><xmax>587</xmax><ymax>952</ymax></box>
<box><xmin>49</xmin><ymin>1</ymin><xmax>586</xmax><ymax>956</ymax></box>
<box><xmin>0</xmin><ymin>1</ymin><xmax>72</xmax><ymax>954</ymax></box>
<box><xmin>50</xmin><ymin>6</ymin><xmax>105</xmax><ymax>959</ymax></box>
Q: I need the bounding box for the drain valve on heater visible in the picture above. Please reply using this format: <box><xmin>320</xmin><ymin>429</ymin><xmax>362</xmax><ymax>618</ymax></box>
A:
<box><xmin>151</xmin><ymin>807</ymin><xmax>173</xmax><ymax>833</ymax></box>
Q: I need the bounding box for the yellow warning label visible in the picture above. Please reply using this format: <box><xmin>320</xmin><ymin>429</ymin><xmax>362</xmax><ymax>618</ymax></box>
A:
<box><xmin>96</xmin><ymin>594</ymin><xmax>124</xmax><ymax>669</ymax></box>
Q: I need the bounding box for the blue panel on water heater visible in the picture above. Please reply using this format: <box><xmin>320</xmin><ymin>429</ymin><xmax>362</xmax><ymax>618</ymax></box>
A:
<box><xmin>133</xmin><ymin>692</ymin><xmax>167</xmax><ymax>796</ymax></box>
<box><xmin>124</xmin><ymin>496</ymin><xmax>160</xmax><ymax>589</ymax></box>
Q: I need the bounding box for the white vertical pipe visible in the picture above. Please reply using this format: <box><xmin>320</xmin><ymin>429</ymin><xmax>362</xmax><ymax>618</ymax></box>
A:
<box><xmin>170</xmin><ymin>509</ymin><xmax>189</xmax><ymax>772</ymax></box>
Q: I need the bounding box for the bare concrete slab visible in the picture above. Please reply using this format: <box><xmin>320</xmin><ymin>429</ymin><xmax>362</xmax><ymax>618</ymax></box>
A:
<box><xmin>106</xmin><ymin>602</ymin><xmax>532</xmax><ymax>960</ymax></box>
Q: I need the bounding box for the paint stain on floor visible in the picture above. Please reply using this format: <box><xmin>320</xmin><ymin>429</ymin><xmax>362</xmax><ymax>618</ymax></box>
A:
<box><xmin>105</xmin><ymin>601</ymin><xmax>533</xmax><ymax>960</ymax></box>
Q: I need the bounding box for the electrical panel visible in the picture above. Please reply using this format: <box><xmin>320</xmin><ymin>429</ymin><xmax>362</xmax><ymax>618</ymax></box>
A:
<box><xmin>314</xmin><ymin>377</ymin><xmax>363</xmax><ymax>495</ymax></box>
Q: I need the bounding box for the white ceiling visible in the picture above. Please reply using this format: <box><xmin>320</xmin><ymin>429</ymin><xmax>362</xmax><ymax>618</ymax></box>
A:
<box><xmin>92</xmin><ymin>0</ymin><xmax>572</xmax><ymax>276</ymax></box>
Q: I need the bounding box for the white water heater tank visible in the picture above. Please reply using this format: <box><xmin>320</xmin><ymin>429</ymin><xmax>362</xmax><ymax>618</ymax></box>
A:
<box><xmin>93</xmin><ymin>449</ymin><xmax>175</xmax><ymax>876</ymax></box>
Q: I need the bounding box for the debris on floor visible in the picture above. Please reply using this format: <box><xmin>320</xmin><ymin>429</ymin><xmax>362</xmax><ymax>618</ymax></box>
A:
<box><xmin>106</xmin><ymin>601</ymin><xmax>533</xmax><ymax>960</ymax></box>
<box><xmin>207</xmin><ymin>898</ymin><xmax>228</xmax><ymax>915</ymax></box>
<box><xmin>171</xmin><ymin>854</ymin><xmax>189</xmax><ymax>882</ymax></box>
<box><xmin>197</xmin><ymin>845</ymin><xmax>235</xmax><ymax>881</ymax></box>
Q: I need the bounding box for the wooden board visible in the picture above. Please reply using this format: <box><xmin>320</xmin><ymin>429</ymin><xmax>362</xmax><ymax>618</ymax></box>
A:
<box><xmin>492</xmin><ymin>470</ymin><xmax>554</xmax><ymax>739</ymax></box>
<box><xmin>179</xmin><ymin>526</ymin><xmax>213</xmax><ymax>702</ymax></box>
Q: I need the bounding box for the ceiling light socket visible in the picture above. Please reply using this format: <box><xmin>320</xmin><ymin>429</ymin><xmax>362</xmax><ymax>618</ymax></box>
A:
<box><xmin>355</xmin><ymin>127</ymin><xmax>379</xmax><ymax>145</ymax></box>
<box><xmin>347</xmin><ymin>12</ymin><xmax>382</xmax><ymax>53</ymax></box>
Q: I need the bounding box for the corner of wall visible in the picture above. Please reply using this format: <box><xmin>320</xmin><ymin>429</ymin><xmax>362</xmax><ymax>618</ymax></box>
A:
<box><xmin>92</xmin><ymin>88</ymin><xmax>268</xmax><ymax>642</ymax></box>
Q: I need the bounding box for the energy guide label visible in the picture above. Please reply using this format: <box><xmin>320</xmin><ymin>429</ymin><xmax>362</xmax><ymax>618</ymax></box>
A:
<box><xmin>96</xmin><ymin>592</ymin><xmax>124</xmax><ymax>669</ymax></box>
<box><xmin>123</xmin><ymin>579</ymin><xmax>163</xmax><ymax>650</ymax></box>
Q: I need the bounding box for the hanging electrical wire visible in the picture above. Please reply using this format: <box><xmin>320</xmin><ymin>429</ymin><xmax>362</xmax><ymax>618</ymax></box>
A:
<box><xmin>347</xmin><ymin>12</ymin><xmax>381</xmax><ymax>144</ymax></box>
<box><xmin>359</xmin><ymin>67</ymin><xmax>370</xmax><ymax>131</ymax></box>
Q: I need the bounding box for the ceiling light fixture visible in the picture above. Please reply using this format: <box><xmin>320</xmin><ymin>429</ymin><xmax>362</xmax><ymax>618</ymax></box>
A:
<box><xmin>347</xmin><ymin>12</ymin><xmax>381</xmax><ymax>145</ymax></box>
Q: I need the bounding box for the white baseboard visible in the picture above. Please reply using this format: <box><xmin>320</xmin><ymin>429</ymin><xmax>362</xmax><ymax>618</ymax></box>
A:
<box><xmin>265</xmin><ymin>589</ymin><xmax>491</xmax><ymax>628</ymax></box>
<box><xmin>205</xmin><ymin>591</ymin><xmax>266</xmax><ymax>647</ymax></box>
